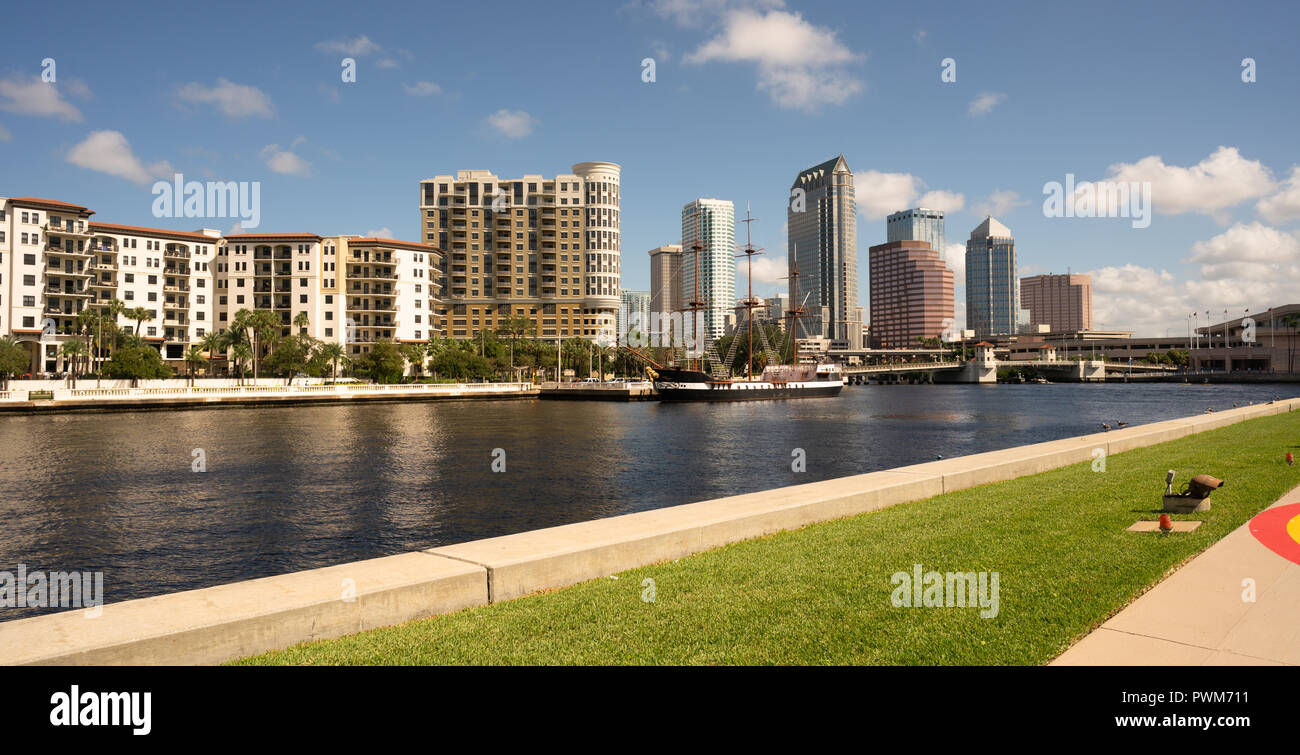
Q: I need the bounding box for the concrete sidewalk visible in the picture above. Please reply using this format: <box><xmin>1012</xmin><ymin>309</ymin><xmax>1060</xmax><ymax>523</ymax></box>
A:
<box><xmin>1052</xmin><ymin>482</ymin><xmax>1300</xmax><ymax>666</ymax></box>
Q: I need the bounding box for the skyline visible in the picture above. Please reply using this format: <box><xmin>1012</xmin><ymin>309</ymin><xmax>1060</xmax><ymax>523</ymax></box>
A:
<box><xmin>1</xmin><ymin>0</ymin><xmax>1298</xmax><ymax>338</ymax></box>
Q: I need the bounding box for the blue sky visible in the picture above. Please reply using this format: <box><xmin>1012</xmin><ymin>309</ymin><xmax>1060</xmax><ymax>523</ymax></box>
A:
<box><xmin>2</xmin><ymin>0</ymin><xmax>1298</xmax><ymax>336</ymax></box>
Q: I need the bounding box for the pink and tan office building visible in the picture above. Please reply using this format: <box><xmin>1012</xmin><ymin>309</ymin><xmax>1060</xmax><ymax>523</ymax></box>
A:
<box><xmin>867</xmin><ymin>239</ymin><xmax>955</xmax><ymax>349</ymax></box>
<box><xmin>1020</xmin><ymin>273</ymin><xmax>1092</xmax><ymax>333</ymax></box>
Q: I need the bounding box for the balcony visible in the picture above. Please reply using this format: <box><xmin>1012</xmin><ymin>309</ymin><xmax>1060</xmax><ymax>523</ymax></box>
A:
<box><xmin>44</xmin><ymin>222</ymin><xmax>92</xmax><ymax>238</ymax></box>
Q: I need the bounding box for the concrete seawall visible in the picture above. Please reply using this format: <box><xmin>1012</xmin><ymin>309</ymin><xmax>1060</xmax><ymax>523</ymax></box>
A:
<box><xmin>2</xmin><ymin>398</ymin><xmax>1296</xmax><ymax>665</ymax></box>
<box><xmin>0</xmin><ymin>381</ymin><xmax>537</xmax><ymax>413</ymax></box>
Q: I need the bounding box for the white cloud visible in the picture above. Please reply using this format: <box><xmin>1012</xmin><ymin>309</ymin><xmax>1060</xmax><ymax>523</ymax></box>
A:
<box><xmin>315</xmin><ymin>35</ymin><xmax>381</xmax><ymax>56</ymax></box>
<box><xmin>970</xmin><ymin>189</ymin><xmax>1029</xmax><ymax>218</ymax></box>
<box><xmin>177</xmin><ymin>79</ymin><xmax>274</xmax><ymax>118</ymax></box>
<box><xmin>377</xmin><ymin>58</ymin><xmax>400</xmax><ymax>70</ymax></box>
<box><xmin>917</xmin><ymin>190</ymin><xmax>964</xmax><ymax>213</ymax></box>
<box><xmin>683</xmin><ymin>9</ymin><xmax>863</xmax><ymax>110</ymax></box>
<box><xmin>1257</xmin><ymin>165</ymin><xmax>1300</xmax><ymax>224</ymax></box>
<box><xmin>651</xmin><ymin>40</ymin><xmax>672</xmax><ymax>62</ymax></box>
<box><xmin>1096</xmin><ymin>146</ymin><xmax>1275</xmax><ymax>223</ymax></box>
<box><xmin>944</xmin><ymin>243</ymin><xmax>966</xmax><ymax>287</ymax></box>
<box><xmin>402</xmin><ymin>81</ymin><xmax>442</xmax><ymax>97</ymax></box>
<box><xmin>967</xmin><ymin>91</ymin><xmax>1006</xmax><ymax>117</ymax></box>
<box><xmin>365</xmin><ymin>227</ymin><xmax>395</xmax><ymax>238</ymax></box>
<box><xmin>738</xmin><ymin>254</ymin><xmax>787</xmax><ymax>286</ymax></box>
<box><xmin>854</xmin><ymin>171</ymin><xmax>963</xmax><ymax>220</ymax></box>
<box><xmin>66</xmin><ymin>130</ymin><xmax>173</xmax><ymax>185</ymax></box>
<box><xmin>485</xmin><ymin>109</ymin><xmax>537</xmax><ymax>139</ymax></box>
<box><xmin>0</xmin><ymin>74</ymin><xmax>84</xmax><ymax>121</ymax></box>
<box><xmin>1186</xmin><ymin>222</ymin><xmax>1300</xmax><ymax>283</ymax></box>
<box><xmin>260</xmin><ymin>144</ymin><xmax>312</xmax><ymax>176</ymax></box>
<box><xmin>1085</xmin><ymin>223</ymin><xmax>1300</xmax><ymax>335</ymax></box>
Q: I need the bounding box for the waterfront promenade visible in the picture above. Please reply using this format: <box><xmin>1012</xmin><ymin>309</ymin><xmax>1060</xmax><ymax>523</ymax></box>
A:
<box><xmin>2</xmin><ymin>397</ymin><xmax>1295</xmax><ymax>665</ymax></box>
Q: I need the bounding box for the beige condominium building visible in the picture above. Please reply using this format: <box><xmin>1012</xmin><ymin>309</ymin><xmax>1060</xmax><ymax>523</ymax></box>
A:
<box><xmin>418</xmin><ymin>162</ymin><xmax>621</xmax><ymax>341</ymax></box>
<box><xmin>1</xmin><ymin>195</ymin><xmax>443</xmax><ymax>373</ymax></box>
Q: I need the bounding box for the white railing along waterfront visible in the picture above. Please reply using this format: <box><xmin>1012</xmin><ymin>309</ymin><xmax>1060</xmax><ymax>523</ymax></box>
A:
<box><xmin>0</xmin><ymin>382</ymin><xmax>535</xmax><ymax>403</ymax></box>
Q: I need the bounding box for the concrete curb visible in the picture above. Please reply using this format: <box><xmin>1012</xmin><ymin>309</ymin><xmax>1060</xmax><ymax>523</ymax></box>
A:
<box><xmin>2</xmin><ymin>398</ymin><xmax>1296</xmax><ymax>665</ymax></box>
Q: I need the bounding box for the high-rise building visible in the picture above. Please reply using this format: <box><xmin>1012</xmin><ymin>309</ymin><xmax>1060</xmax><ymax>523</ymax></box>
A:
<box><xmin>681</xmin><ymin>198</ymin><xmax>735</xmax><ymax>343</ymax></box>
<box><xmin>965</xmin><ymin>216</ymin><xmax>1018</xmax><ymax>339</ymax></box>
<box><xmin>618</xmin><ymin>288</ymin><xmax>651</xmax><ymax>344</ymax></box>
<box><xmin>868</xmin><ymin>240</ymin><xmax>955</xmax><ymax>349</ymax></box>
<box><xmin>788</xmin><ymin>155</ymin><xmax>859</xmax><ymax>347</ymax></box>
<box><xmin>647</xmin><ymin>243</ymin><xmax>682</xmax><ymax>344</ymax></box>
<box><xmin>418</xmin><ymin>162</ymin><xmax>621</xmax><ymax>342</ymax></box>
<box><xmin>1020</xmin><ymin>273</ymin><xmax>1093</xmax><ymax>333</ymax></box>
<box><xmin>886</xmin><ymin>208</ymin><xmax>947</xmax><ymax>261</ymax></box>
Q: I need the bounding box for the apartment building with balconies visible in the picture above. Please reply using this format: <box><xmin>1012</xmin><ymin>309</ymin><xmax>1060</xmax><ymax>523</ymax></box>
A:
<box><xmin>418</xmin><ymin>162</ymin><xmax>620</xmax><ymax>342</ymax></box>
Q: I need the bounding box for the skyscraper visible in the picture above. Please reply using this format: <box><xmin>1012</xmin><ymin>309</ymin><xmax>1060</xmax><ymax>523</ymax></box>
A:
<box><xmin>681</xmin><ymin>199</ymin><xmax>735</xmax><ymax>343</ymax></box>
<box><xmin>788</xmin><ymin>155</ymin><xmax>859</xmax><ymax>347</ymax></box>
<box><xmin>1020</xmin><ymin>273</ymin><xmax>1093</xmax><ymax>333</ymax></box>
<box><xmin>965</xmin><ymin>216</ymin><xmax>1018</xmax><ymax>339</ymax></box>
<box><xmin>868</xmin><ymin>240</ymin><xmax>955</xmax><ymax>349</ymax></box>
<box><xmin>886</xmin><ymin>208</ymin><xmax>947</xmax><ymax>261</ymax></box>
<box><xmin>647</xmin><ymin>244</ymin><xmax>682</xmax><ymax>343</ymax></box>
<box><xmin>618</xmin><ymin>288</ymin><xmax>651</xmax><ymax>344</ymax></box>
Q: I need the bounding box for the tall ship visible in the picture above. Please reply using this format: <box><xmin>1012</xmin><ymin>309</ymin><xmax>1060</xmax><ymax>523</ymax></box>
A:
<box><xmin>631</xmin><ymin>208</ymin><xmax>844</xmax><ymax>402</ymax></box>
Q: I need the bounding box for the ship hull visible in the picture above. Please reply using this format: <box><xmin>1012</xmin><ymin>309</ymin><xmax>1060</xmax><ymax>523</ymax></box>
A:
<box><xmin>654</xmin><ymin>379</ymin><xmax>843</xmax><ymax>402</ymax></box>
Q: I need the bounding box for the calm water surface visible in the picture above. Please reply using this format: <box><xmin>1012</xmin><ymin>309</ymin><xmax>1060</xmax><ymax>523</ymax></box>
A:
<box><xmin>2</xmin><ymin>382</ymin><xmax>1297</xmax><ymax>618</ymax></box>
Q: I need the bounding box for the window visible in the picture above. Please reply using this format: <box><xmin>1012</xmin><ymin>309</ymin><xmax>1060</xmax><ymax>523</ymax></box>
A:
<box><xmin>23</xmin><ymin>296</ymin><xmax>35</xmax><ymax>307</ymax></box>
<box><xmin>299</xmin><ymin>294</ymin><xmax>308</xmax><ymax>303</ymax></box>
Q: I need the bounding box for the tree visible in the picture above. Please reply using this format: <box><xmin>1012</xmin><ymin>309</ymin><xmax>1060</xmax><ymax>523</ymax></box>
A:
<box><xmin>60</xmin><ymin>339</ymin><xmax>87</xmax><ymax>386</ymax></box>
<box><xmin>400</xmin><ymin>343</ymin><xmax>427</xmax><ymax>378</ymax></box>
<box><xmin>127</xmin><ymin>306</ymin><xmax>154</xmax><ymax>336</ymax></box>
<box><xmin>199</xmin><ymin>331</ymin><xmax>225</xmax><ymax>377</ymax></box>
<box><xmin>0</xmin><ymin>337</ymin><xmax>31</xmax><ymax>389</ymax></box>
<box><xmin>264</xmin><ymin>335</ymin><xmax>317</xmax><ymax>384</ymax></box>
<box><xmin>184</xmin><ymin>345</ymin><xmax>207</xmax><ymax>384</ymax></box>
<box><xmin>354</xmin><ymin>340</ymin><xmax>406</xmax><ymax>384</ymax></box>
<box><xmin>105</xmin><ymin>345</ymin><xmax>173</xmax><ymax>384</ymax></box>
<box><xmin>317</xmin><ymin>342</ymin><xmax>348</xmax><ymax>381</ymax></box>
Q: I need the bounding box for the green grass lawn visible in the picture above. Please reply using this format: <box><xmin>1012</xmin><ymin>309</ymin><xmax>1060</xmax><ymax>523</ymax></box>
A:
<box><xmin>237</xmin><ymin>411</ymin><xmax>1300</xmax><ymax>666</ymax></box>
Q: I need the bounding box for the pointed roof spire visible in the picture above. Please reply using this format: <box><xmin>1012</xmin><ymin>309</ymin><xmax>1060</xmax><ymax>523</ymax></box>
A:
<box><xmin>970</xmin><ymin>215</ymin><xmax>1013</xmax><ymax>239</ymax></box>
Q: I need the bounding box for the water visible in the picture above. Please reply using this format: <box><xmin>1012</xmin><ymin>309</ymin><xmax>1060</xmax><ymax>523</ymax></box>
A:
<box><xmin>1</xmin><ymin>382</ymin><xmax>1296</xmax><ymax>619</ymax></box>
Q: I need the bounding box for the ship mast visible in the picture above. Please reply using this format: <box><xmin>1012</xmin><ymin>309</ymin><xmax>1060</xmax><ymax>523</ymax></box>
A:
<box><xmin>783</xmin><ymin>247</ymin><xmax>810</xmax><ymax>370</ymax></box>
<box><xmin>737</xmin><ymin>204</ymin><xmax>761</xmax><ymax>381</ymax></box>
<box><xmin>682</xmin><ymin>212</ymin><xmax>709</xmax><ymax>372</ymax></box>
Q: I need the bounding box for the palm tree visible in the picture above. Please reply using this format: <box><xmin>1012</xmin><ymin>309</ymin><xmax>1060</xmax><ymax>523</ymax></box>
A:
<box><xmin>60</xmin><ymin>339</ymin><xmax>86</xmax><ymax>385</ymax></box>
<box><xmin>293</xmin><ymin>311</ymin><xmax>310</xmax><ymax>335</ymax></box>
<box><xmin>128</xmin><ymin>306</ymin><xmax>154</xmax><ymax>336</ymax></box>
<box><xmin>184</xmin><ymin>345</ymin><xmax>206</xmax><ymax>385</ymax></box>
<box><xmin>199</xmin><ymin>331</ymin><xmax>225</xmax><ymax>377</ymax></box>
<box><xmin>318</xmin><ymin>342</ymin><xmax>347</xmax><ymax>382</ymax></box>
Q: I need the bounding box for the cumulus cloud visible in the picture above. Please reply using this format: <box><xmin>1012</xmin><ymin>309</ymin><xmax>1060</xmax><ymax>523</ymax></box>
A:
<box><xmin>402</xmin><ymin>81</ymin><xmax>442</xmax><ymax>97</ymax></box>
<box><xmin>967</xmin><ymin>91</ymin><xmax>1006</xmax><ymax>117</ymax></box>
<box><xmin>260</xmin><ymin>144</ymin><xmax>312</xmax><ymax>176</ymax></box>
<box><xmin>0</xmin><ymin>74</ymin><xmax>84</xmax><ymax>121</ymax></box>
<box><xmin>1093</xmin><ymin>146</ymin><xmax>1275</xmax><ymax>223</ymax></box>
<box><xmin>944</xmin><ymin>242</ymin><xmax>966</xmax><ymax>287</ymax></box>
<box><xmin>917</xmin><ymin>190</ymin><xmax>964</xmax><ymax>213</ymax></box>
<box><xmin>315</xmin><ymin>35</ymin><xmax>382</xmax><ymax>56</ymax></box>
<box><xmin>683</xmin><ymin>9</ymin><xmax>863</xmax><ymax>110</ymax></box>
<box><xmin>970</xmin><ymin>189</ymin><xmax>1029</xmax><ymax>218</ymax></box>
<box><xmin>738</xmin><ymin>254</ymin><xmax>788</xmax><ymax>286</ymax></box>
<box><xmin>1085</xmin><ymin>222</ymin><xmax>1300</xmax><ymax>335</ymax></box>
<box><xmin>365</xmin><ymin>227</ymin><xmax>395</xmax><ymax>238</ymax></box>
<box><xmin>854</xmin><ymin>170</ymin><xmax>963</xmax><ymax>220</ymax></box>
<box><xmin>1257</xmin><ymin>165</ymin><xmax>1300</xmax><ymax>224</ymax></box>
<box><xmin>176</xmin><ymin>79</ymin><xmax>274</xmax><ymax>118</ymax></box>
<box><xmin>66</xmin><ymin>130</ymin><xmax>173</xmax><ymax>185</ymax></box>
<box><xmin>485</xmin><ymin>109</ymin><xmax>537</xmax><ymax>139</ymax></box>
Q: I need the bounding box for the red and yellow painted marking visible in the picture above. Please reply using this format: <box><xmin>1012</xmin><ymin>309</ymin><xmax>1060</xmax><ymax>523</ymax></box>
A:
<box><xmin>1249</xmin><ymin>502</ymin><xmax>1300</xmax><ymax>565</ymax></box>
